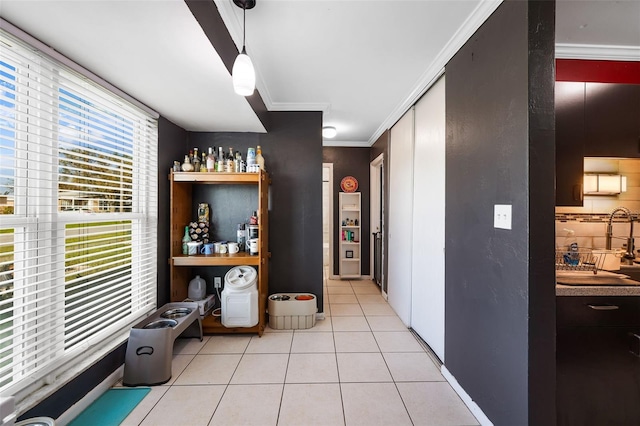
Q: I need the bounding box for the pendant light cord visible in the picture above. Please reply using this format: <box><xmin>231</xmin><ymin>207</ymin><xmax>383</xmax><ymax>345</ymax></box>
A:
<box><xmin>242</xmin><ymin>5</ymin><xmax>247</xmax><ymax>53</ymax></box>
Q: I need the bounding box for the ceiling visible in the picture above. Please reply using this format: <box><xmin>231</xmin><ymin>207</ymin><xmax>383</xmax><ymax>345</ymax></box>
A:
<box><xmin>1</xmin><ymin>0</ymin><xmax>639</xmax><ymax>146</ymax></box>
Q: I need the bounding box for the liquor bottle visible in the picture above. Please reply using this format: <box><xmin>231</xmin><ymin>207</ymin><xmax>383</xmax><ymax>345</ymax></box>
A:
<box><xmin>235</xmin><ymin>151</ymin><xmax>242</xmax><ymax>173</ymax></box>
<box><xmin>226</xmin><ymin>147</ymin><xmax>235</xmax><ymax>173</ymax></box>
<box><xmin>193</xmin><ymin>147</ymin><xmax>201</xmax><ymax>172</ymax></box>
<box><xmin>256</xmin><ymin>145</ymin><xmax>265</xmax><ymax>171</ymax></box>
<box><xmin>206</xmin><ymin>147</ymin><xmax>215</xmax><ymax>172</ymax></box>
<box><xmin>217</xmin><ymin>147</ymin><xmax>224</xmax><ymax>172</ymax></box>
<box><xmin>200</xmin><ymin>152</ymin><xmax>207</xmax><ymax>172</ymax></box>
<box><xmin>181</xmin><ymin>154</ymin><xmax>194</xmax><ymax>172</ymax></box>
<box><xmin>182</xmin><ymin>226</ymin><xmax>191</xmax><ymax>255</ymax></box>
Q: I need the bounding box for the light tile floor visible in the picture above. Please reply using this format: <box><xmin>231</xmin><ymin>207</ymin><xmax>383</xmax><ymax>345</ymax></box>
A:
<box><xmin>117</xmin><ymin>276</ymin><xmax>479</xmax><ymax>426</ymax></box>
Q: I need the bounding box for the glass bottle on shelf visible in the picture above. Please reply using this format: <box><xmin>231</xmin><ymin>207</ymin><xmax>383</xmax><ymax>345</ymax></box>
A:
<box><xmin>226</xmin><ymin>147</ymin><xmax>235</xmax><ymax>172</ymax></box>
<box><xmin>200</xmin><ymin>152</ymin><xmax>207</xmax><ymax>172</ymax></box>
<box><xmin>256</xmin><ymin>145</ymin><xmax>265</xmax><ymax>171</ymax></box>
<box><xmin>192</xmin><ymin>148</ymin><xmax>200</xmax><ymax>172</ymax></box>
<box><xmin>181</xmin><ymin>155</ymin><xmax>194</xmax><ymax>172</ymax></box>
<box><xmin>206</xmin><ymin>147</ymin><xmax>215</xmax><ymax>172</ymax></box>
<box><xmin>235</xmin><ymin>151</ymin><xmax>242</xmax><ymax>173</ymax></box>
<box><xmin>182</xmin><ymin>226</ymin><xmax>191</xmax><ymax>255</ymax></box>
<box><xmin>217</xmin><ymin>147</ymin><xmax>224</xmax><ymax>172</ymax></box>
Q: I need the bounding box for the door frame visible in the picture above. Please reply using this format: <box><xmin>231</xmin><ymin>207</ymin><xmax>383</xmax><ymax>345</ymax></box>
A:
<box><xmin>322</xmin><ymin>163</ymin><xmax>335</xmax><ymax>278</ymax></box>
<box><xmin>370</xmin><ymin>153</ymin><xmax>385</xmax><ymax>297</ymax></box>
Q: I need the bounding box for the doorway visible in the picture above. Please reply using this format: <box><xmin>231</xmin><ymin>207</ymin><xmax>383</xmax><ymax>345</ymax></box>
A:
<box><xmin>370</xmin><ymin>153</ymin><xmax>385</xmax><ymax>297</ymax></box>
<box><xmin>322</xmin><ymin>163</ymin><xmax>333</xmax><ymax>278</ymax></box>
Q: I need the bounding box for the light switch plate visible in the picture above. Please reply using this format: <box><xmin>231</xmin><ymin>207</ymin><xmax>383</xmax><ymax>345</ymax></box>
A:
<box><xmin>494</xmin><ymin>204</ymin><xmax>512</xmax><ymax>230</ymax></box>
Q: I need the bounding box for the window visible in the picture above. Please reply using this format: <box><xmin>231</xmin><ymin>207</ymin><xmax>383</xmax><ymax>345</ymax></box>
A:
<box><xmin>0</xmin><ymin>29</ymin><xmax>158</xmax><ymax>397</ymax></box>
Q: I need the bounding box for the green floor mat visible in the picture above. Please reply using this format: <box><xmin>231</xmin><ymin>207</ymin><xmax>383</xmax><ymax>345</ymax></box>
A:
<box><xmin>68</xmin><ymin>387</ymin><xmax>151</xmax><ymax>426</ymax></box>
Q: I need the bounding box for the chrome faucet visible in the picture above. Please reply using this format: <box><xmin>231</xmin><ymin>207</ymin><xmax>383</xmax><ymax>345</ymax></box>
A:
<box><xmin>606</xmin><ymin>206</ymin><xmax>635</xmax><ymax>264</ymax></box>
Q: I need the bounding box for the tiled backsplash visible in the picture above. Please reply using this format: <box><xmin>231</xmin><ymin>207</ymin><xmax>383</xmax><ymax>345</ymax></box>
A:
<box><xmin>555</xmin><ymin>216</ymin><xmax>640</xmax><ymax>252</ymax></box>
<box><xmin>556</xmin><ymin>158</ymin><xmax>640</xmax><ymax>251</ymax></box>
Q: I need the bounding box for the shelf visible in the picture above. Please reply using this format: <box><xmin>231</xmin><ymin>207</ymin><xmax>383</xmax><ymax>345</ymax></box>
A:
<box><xmin>169</xmin><ymin>168</ymin><xmax>269</xmax><ymax>336</ymax></box>
<box><xmin>341</xmin><ymin>208</ymin><xmax>359</xmax><ymax>212</ymax></box>
<box><xmin>172</xmin><ymin>252</ymin><xmax>262</xmax><ymax>266</ymax></box>
<box><xmin>341</xmin><ymin>258</ymin><xmax>360</xmax><ymax>262</ymax></box>
<box><xmin>341</xmin><ymin>241</ymin><xmax>359</xmax><ymax>245</ymax></box>
<box><xmin>201</xmin><ymin>314</ymin><xmax>263</xmax><ymax>334</ymax></box>
<box><xmin>170</xmin><ymin>171</ymin><xmax>265</xmax><ymax>184</ymax></box>
<box><xmin>341</xmin><ymin>226</ymin><xmax>360</xmax><ymax>229</ymax></box>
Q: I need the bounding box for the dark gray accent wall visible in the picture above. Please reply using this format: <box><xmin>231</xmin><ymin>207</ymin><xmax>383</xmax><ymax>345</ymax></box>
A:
<box><xmin>158</xmin><ymin>117</ymin><xmax>189</xmax><ymax>307</ymax></box>
<box><xmin>445</xmin><ymin>1</ymin><xmax>556</xmax><ymax>425</ymax></box>
<box><xmin>188</xmin><ymin>111</ymin><xmax>324</xmax><ymax>310</ymax></box>
<box><xmin>323</xmin><ymin>147</ymin><xmax>371</xmax><ymax>277</ymax></box>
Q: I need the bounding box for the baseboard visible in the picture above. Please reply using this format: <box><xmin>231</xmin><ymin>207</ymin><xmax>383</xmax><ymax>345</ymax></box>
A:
<box><xmin>441</xmin><ymin>365</ymin><xmax>493</xmax><ymax>426</ymax></box>
<box><xmin>55</xmin><ymin>365</ymin><xmax>124</xmax><ymax>426</ymax></box>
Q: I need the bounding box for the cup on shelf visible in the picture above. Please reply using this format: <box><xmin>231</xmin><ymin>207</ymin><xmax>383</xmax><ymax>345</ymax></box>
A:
<box><xmin>187</xmin><ymin>241</ymin><xmax>202</xmax><ymax>255</ymax></box>
<box><xmin>219</xmin><ymin>243</ymin><xmax>228</xmax><ymax>254</ymax></box>
<box><xmin>228</xmin><ymin>242</ymin><xmax>240</xmax><ymax>254</ymax></box>
<box><xmin>200</xmin><ymin>243</ymin><xmax>214</xmax><ymax>255</ymax></box>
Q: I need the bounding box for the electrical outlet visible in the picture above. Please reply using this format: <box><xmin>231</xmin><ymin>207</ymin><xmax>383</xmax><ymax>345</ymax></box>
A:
<box><xmin>494</xmin><ymin>204</ymin><xmax>512</xmax><ymax>230</ymax></box>
<box><xmin>214</xmin><ymin>277</ymin><xmax>222</xmax><ymax>288</ymax></box>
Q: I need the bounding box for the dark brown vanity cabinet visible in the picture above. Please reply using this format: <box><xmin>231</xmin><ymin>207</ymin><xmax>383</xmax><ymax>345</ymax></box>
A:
<box><xmin>557</xmin><ymin>296</ymin><xmax>640</xmax><ymax>425</ymax></box>
<box><xmin>584</xmin><ymin>83</ymin><xmax>640</xmax><ymax>158</ymax></box>
<box><xmin>555</xmin><ymin>82</ymin><xmax>585</xmax><ymax>206</ymax></box>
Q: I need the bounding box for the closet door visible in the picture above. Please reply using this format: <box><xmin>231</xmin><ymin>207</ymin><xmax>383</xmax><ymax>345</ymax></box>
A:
<box><xmin>388</xmin><ymin>108</ymin><xmax>414</xmax><ymax>326</ymax></box>
<box><xmin>411</xmin><ymin>76</ymin><xmax>446</xmax><ymax>361</ymax></box>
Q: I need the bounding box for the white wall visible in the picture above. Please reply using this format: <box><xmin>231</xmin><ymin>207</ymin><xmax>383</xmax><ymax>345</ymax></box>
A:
<box><xmin>387</xmin><ymin>107</ymin><xmax>414</xmax><ymax>326</ymax></box>
<box><xmin>410</xmin><ymin>76</ymin><xmax>446</xmax><ymax>361</ymax></box>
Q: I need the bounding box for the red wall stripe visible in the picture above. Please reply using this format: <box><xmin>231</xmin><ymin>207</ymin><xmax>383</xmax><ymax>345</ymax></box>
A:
<box><xmin>556</xmin><ymin>59</ymin><xmax>640</xmax><ymax>84</ymax></box>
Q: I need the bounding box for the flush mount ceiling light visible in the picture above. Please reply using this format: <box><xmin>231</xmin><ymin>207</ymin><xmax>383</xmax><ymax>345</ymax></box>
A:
<box><xmin>232</xmin><ymin>0</ymin><xmax>256</xmax><ymax>97</ymax></box>
<box><xmin>322</xmin><ymin>126</ymin><xmax>337</xmax><ymax>139</ymax></box>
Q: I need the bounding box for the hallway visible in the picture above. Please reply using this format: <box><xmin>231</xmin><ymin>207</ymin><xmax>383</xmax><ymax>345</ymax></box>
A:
<box><xmin>116</xmin><ymin>276</ymin><xmax>478</xmax><ymax>426</ymax></box>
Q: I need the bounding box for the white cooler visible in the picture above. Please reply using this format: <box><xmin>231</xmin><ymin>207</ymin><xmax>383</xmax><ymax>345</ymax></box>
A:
<box><xmin>221</xmin><ymin>266</ymin><xmax>258</xmax><ymax>328</ymax></box>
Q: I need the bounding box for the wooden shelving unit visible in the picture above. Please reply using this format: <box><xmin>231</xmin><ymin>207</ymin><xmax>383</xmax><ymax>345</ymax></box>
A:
<box><xmin>339</xmin><ymin>192</ymin><xmax>361</xmax><ymax>279</ymax></box>
<box><xmin>169</xmin><ymin>171</ymin><xmax>270</xmax><ymax>335</ymax></box>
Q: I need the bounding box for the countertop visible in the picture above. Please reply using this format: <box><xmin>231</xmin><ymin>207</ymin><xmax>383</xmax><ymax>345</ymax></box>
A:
<box><xmin>556</xmin><ymin>270</ymin><xmax>640</xmax><ymax>296</ymax></box>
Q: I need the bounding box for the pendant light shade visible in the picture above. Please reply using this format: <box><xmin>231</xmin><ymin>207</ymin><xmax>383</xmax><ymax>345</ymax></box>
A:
<box><xmin>232</xmin><ymin>0</ymin><xmax>256</xmax><ymax>97</ymax></box>
<box><xmin>233</xmin><ymin>48</ymin><xmax>255</xmax><ymax>96</ymax></box>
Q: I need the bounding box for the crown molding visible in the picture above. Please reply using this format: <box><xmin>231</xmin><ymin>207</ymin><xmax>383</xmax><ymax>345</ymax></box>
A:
<box><xmin>366</xmin><ymin>0</ymin><xmax>503</xmax><ymax>146</ymax></box>
<box><xmin>323</xmin><ymin>140</ymin><xmax>370</xmax><ymax>148</ymax></box>
<box><xmin>555</xmin><ymin>43</ymin><xmax>640</xmax><ymax>61</ymax></box>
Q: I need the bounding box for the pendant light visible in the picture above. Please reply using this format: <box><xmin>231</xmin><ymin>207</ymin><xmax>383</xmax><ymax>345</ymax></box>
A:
<box><xmin>232</xmin><ymin>0</ymin><xmax>256</xmax><ymax>97</ymax></box>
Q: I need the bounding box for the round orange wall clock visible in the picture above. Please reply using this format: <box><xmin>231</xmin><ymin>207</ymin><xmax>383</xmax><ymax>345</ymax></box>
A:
<box><xmin>340</xmin><ymin>176</ymin><xmax>358</xmax><ymax>192</ymax></box>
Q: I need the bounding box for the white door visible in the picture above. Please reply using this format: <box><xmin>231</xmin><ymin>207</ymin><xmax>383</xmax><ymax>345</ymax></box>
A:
<box><xmin>411</xmin><ymin>76</ymin><xmax>446</xmax><ymax>361</ymax></box>
<box><xmin>388</xmin><ymin>108</ymin><xmax>414</xmax><ymax>326</ymax></box>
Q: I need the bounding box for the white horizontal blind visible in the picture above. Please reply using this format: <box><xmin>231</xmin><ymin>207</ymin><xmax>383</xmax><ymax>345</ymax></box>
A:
<box><xmin>0</xmin><ymin>30</ymin><xmax>158</xmax><ymax>395</ymax></box>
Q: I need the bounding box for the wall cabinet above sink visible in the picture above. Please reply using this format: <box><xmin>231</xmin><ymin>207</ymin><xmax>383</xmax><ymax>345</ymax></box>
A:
<box><xmin>584</xmin><ymin>83</ymin><xmax>640</xmax><ymax>158</ymax></box>
<box><xmin>556</xmin><ymin>82</ymin><xmax>585</xmax><ymax>206</ymax></box>
<box><xmin>556</xmin><ymin>82</ymin><xmax>640</xmax><ymax>206</ymax></box>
